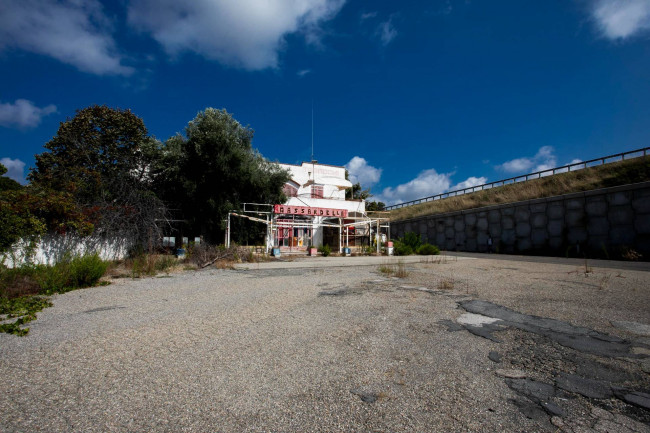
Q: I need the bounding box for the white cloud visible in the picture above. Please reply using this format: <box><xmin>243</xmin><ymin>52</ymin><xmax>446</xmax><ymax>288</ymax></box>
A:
<box><xmin>591</xmin><ymin>0</ymin><xmax>650</xmax><ymax>40</ymax></box>
<box><xmin>0</xmin><ymin>0</ymin><xmax>133</xmax><ymax>75</ymax></box>
<box><xmin>377</xmin><ymin>169</ymin><xmax>450</xmax><ymax>205</ymax></box>
<box><xmin>451</xmin><ymin>176</ymin><xmax>488</xmax><ymax>191</ymax></box>
<box><xmin>377</xmin><ymin>17</ymin><xmax>398</xmax><ymax>46</ymax></box>
<box><xmin>498</xmin><ymin>157</ymin><xmax>533</xmax><ymax>173</ymax></box>
<box><xmin>0</xmin><ymin>99</ymin><xmax>57</xmax><ymax>129</ymax></box>
<box><xmin>127</xmin><ymin>0</ymin><xmax>346</xmax><ymax>70</ymax></box>
<box><xmin>360</xmin><ymin>11</ymin><xmax>378</xmax><ymax>21</ymax></box>
<box><xmin>375</xmin><ymin>169</ymin><xmax>487</xmax><ymax>205</ymax></box>
<box><xmin>297</xmin><ymin>69</ymin><xmax>312</xmax><ymax>77</ymax></box>
<box><xmin>345</xmin><ymin>156</ymin><xmax>382</xmax><ymax>187</ymax></box>
<box><xmin>497</xmin><ymin>146</ymin><xmax>558</xmax><ymax>174</ymax></box>
<box><xmin>0</xmin><ymin>157</ymin><xmax>26</xmax><ymax>184</ymax></box>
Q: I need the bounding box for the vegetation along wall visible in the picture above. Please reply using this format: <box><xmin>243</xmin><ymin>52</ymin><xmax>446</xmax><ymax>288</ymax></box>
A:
<box><xmin>390</xmin><ymin>182</ymin><xmax>650</xmax><ymax>259</ymax></box>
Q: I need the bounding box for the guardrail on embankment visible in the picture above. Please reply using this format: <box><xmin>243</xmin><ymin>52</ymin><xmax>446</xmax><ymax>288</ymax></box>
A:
<box><xmin>386</xmin><ymin>147</ymin><xmax>649</xmax><ymax>211</ymax></box>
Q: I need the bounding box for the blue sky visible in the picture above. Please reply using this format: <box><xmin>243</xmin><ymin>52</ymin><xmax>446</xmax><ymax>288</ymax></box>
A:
<box><xmin>1</xmin><ymin>0</ymin><xmax>649</xmax><ymax>205</ymax></box>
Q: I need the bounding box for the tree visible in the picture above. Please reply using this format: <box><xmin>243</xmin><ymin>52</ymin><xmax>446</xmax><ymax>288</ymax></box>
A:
<box><xmin>0</xmin><ymin>163</ymin><xmax>22</xmax><ymax>192</ymax></box>
<box><xmin>29</xmin><ymin>106</ymin><xmax>167</xmax><ymax>246</ymax></box>
<box><xmin>158</xmin><ymin>108</ymin><xmax>289</xmax><ymax>243</ymax></box>
<box><xmin>343</xmin><ymin>171</ymin><xmax>385</xmax><ymax>211</ymax></box>
<box><xmin>366</xmin><ymin>201</ymin><xmax>386</xmax><ymax>212</ymax></box>
<box><xmin>345</xmin><ymin>182</ymin><xmax>372</xmax><ymax>201</ymax></box>
<box><xmin>0</xmin><ymin>185</ymin><xmax>93</xmax><ymax>255</ymax></box>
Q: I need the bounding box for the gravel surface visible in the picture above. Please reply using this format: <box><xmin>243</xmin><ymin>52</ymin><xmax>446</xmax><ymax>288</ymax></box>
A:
<box><xmin>1</xmin><ymin>255</ymin><xmax>649</xmax><ymax>432</ymax></box>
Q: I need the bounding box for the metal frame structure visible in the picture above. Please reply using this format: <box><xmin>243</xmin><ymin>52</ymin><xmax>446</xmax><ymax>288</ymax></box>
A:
<box><xmin>226</xmin><ymin>204</ymin><xmax>390</xmax><ymax>254</ymax></box>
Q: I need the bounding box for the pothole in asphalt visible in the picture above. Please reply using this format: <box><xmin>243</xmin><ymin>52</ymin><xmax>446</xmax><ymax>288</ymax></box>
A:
<box><xmin>451</xmin><ymin>299</ymin><xmax>650</xmax><ymax>428</ymax></box>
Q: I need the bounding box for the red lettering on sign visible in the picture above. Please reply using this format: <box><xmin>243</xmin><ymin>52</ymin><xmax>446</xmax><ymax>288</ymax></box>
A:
<box><xmin>273</xmin><ymin>205</ymin><xmax>348</xmax><ymax>218</ymax></box>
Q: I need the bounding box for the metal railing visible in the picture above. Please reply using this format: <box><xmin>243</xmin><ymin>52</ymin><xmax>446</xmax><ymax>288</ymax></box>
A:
<box><xmin>385</xmin><ymin>147</ymin><xmax>649</xmax><ymax>210</ymax></box>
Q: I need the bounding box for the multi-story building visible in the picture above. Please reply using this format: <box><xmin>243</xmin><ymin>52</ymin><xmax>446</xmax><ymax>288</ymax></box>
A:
<box><xmin>273</xmin><ymin>161</ymin><xmax>366</xmax><ymax>252</ymax></box>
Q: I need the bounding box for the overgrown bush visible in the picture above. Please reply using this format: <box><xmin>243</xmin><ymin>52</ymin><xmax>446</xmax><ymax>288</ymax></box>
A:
<box><xmin>393</xmin><ymin>232</ymin><xmax>428</xmax><ymax>256</ymax></box>
<box><xmin>0</xmin><ymin>265</ymin><xmax>42</xmax><ymax>298</ymax></box>
<box><xmin>0</xmin><ymin>254</ymin><xmax>108</xmax><ymax>298</ymax></box>
<box><xmin>39</xmin><ymin>253</ymin><xmax>108</xmax><ymax>294</ymax></box>
<box><xmin>401</xmin><ymin>232</ymin><xmax>422</xmax><ymax>251</ymax></box>
<box><xmin>416</xmin><ymin>243</ymin><xmax>440</xmax><ymax>255</ymax></box>
<box><xmin>318</xmin><ymin>244</ymin><xmax>331</xmax><ymax>257</ymax></box>
<box><xmin>393</xmin><ymin>241</ymin><xmax>414</xmax><ymax>256</ymax></box>
<box><xmin>0</xmin><ymin>253</ymin><xmax>108</xmax><ymax>336</ymax></box>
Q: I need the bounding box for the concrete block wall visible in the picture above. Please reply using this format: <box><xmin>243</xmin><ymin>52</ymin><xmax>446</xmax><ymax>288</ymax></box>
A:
<box><xmin>391</xmin><ymin>182</ymin><xmax>650</xmax><ymax>258</ymax></box>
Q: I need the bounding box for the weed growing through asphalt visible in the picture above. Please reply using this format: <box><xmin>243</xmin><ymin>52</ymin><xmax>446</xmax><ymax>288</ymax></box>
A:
<box><xmin>437</xmin><ymin>279</ymin><xmax>455</xmax><ymax>290</ymax></box>
<box><xmin>598</xmin><ymin>273</ymin><xmax>612</xmax><ymax>290</ymax></box>
<box><xmin>395</xmin><ymin>260</ymin><xmax>408</xmax><ymax>278</ymax></box>
<box><xmin>378</xmin><ymin>264</ymin><xmax>394</xmax><ymax>276</ymax></box>
<box><xmin>378</xmin><ymin>260</ymin><xmax>408</xmax><ymax>278</ymax></box>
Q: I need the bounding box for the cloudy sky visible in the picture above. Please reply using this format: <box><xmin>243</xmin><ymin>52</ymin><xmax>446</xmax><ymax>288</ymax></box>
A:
<box><xmin>1</xmin><ymin>0</ymin><xmax>649</xmax><ymax>204</ymax></box>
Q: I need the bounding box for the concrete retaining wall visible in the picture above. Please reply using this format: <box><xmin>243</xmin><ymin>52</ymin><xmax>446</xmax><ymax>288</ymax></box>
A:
<box><xmin>390</xmin><ymin>182</ymin><xmax>650</xmax><ymax>258</ymax></box>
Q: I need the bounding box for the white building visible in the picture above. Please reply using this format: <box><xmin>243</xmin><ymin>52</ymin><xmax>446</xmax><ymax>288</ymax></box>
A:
<box><xmin>273</xmin><ymin>161</ymin><xmax>366</xmax><ymax>251</ymax></box>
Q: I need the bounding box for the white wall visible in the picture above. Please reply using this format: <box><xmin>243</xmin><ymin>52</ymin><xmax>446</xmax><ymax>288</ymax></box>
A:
<box><xmin>2</xmin><ymin>234</ymin><xmax>132</xmax><ymax>267</ymax></box>
<box><xmin>279</xmin><ymin>162</ymin><xmax>352</xmax><ymax>201</ymax></box>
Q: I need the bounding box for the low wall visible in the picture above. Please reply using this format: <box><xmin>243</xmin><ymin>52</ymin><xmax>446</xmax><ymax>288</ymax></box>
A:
<box><xmin>390</xmin><ymin>182</ymin><xmax>650</xmax><ymax>259</ymax></box>
<box><xmin>2</xmin><ymin>234</ymin><xmax>131</xmax><ymax>267</ymax></box>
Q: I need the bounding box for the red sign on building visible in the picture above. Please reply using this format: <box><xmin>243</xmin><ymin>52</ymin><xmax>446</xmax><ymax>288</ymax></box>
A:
<box><xmin>274</xmin><ymin>204</ymin><xmax>348</xmax><ymax>218</ymax></box>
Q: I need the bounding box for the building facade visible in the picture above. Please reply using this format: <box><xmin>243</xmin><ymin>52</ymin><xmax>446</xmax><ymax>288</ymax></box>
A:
<box><xmin>274</xmin><ymin>161</ymin><xmax>366</xmax><ymax>251</ymax></box>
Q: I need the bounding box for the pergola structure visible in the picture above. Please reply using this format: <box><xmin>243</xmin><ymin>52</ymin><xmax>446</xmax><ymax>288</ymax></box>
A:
<box><xmin>226</xmin><ymin>203</ymin><xmax>390</xmax><ymax>254</ymax></box>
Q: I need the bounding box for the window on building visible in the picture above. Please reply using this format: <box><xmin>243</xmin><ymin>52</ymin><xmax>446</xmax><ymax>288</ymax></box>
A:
<box><xmin>283</xmin><ymin>183</ymin><xmax>298</xmax><ymax>197</ymax></box>
<box><xmin>311</xmin><ymin>184</ymin><xmax>323</xmax><ymax>199</ymax></box>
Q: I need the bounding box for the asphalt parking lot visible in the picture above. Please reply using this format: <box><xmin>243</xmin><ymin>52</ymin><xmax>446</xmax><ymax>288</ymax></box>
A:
<box><xmin>1</xmin><ymin>254</ymin><xmax>649</xmax><ymax>432</ymax></box>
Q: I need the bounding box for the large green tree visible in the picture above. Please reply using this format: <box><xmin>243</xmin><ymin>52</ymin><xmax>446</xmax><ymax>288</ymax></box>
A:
<box><xmin>1</xmin><ymin>164</ymin><xmax>93</xmax><ymax>254</ymax></box>
<box><xmin>29</xmin><ymin>106</ymin><xmax>166</xmax><ymax>245</ymax></box>
<box><xmin>158</xmin><ymin>108</ymin><xmax>289</xmax><ymax>243</ymax></box>
<box><xmin>0</xmin><ymin>164</ymin><xmax>22</xmax><ymax>192</ymax></box>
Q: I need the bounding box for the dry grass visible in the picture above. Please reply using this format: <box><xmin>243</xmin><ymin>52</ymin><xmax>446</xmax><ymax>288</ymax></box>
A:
<box><xmin>378</xmin><ymin>264</ymin><xmax>394</xmax><ymax>276</ymax></box>
<box><xmin>388</xmin><ymin>157</ymin><xmax>650</xmax><ymax>221</ymax></box>
<box><xmin>395</xmin><ymin>261</ymin><xmax>408</xmax><ymax>278</ymax></box>
<box><xmin>377</xmin><ymin>260</ymin><xmax>408</xmax><ymax>278</ymax></box>
<box><xmin>437</xmin><ymin>279</ymin><xmax>455</xmax><ymax>290</ymax></box>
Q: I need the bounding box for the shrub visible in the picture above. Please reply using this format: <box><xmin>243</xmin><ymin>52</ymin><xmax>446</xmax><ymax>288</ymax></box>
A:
<box><xmin>318</xmin><ymin>244</ymin><xmax>331</xmax><ymax>257</ymax></box>
<box><xmin>393</xmin><ymin>241</ymin><xmax>414</xmax><ymax>256</ymax></box>
<box><xmin>0</xmin><ymin>254</ymin><xmax>107</xmax><ymax>335</ymax></box>
<box><xmin>416</xmin><ymin>243</ymin><xmax>440</xmax><ymax>255</ymax></box>
<box><xmin>39</xmin><ymin>253</ymin><xmax>108</xmax><ymax>293</ymax></box>
<box><xmin>68</xmin><ymin>254</ymin><xmax>108</xmax><ymax>287</ymax></box>
<box><xmin>37</xmin><ymin>263</ymin><xmax>69</xmax><ymax>294</ymax></box>
<box><xmin>401</xmin><ymin>232</ymin><xmax>422</xmax><ymax>251</ymax></box>
<box><xmin>154</xmin><ymin>255</ymin><xmax>176</xmax><ymax>272</ymax></box>
<box><xmin>0</xmin><ymin>265</ymin><xmax>42</xmax><ymax>298</ymax></box>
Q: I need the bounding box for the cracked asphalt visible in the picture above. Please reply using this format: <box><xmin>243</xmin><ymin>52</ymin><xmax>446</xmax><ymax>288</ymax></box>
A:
<box><xmin>1</xmin><ymin>254</ymin><xmax>649</xmax><ymax>432</ymax></box>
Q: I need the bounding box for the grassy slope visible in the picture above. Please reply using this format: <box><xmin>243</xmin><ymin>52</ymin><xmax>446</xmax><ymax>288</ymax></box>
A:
<box><xmin>387</xmin><ymin>157</ymin><xmax>650</xmax><ymax>222</ymax></box>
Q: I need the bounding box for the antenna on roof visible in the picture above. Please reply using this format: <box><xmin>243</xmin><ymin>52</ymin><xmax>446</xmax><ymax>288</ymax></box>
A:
<box><xmin>311</xmin><ymin>100</ymin><xmax>315</xmax><ymax>162</ymax></box>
